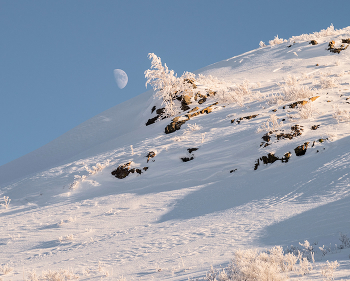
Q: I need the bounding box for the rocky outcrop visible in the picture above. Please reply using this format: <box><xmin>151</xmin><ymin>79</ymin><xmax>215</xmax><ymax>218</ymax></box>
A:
<box><xmin>328</xmin><ymin>40</ymin><xmax>349</xmax><ymax>54</ymax></box>
<box><xmin>146</xmin><ymin>107</ymin><xmax>166</xmax><ymax>126</ymax></box>
<box><xmin>165</xmin><ymin>119</ymin><xmax>188</xmax><ymax>134</ymax></box>
<box><xmin>111</xmin><ymin>162</ymin><xmax>148</xmax><ymax>179</ymax></box>
<box><xmin>254</xmin><ymin>152</ymin><xmax>291</xmax><ymax>170</ymax></box>
<box><xmin>294</xmin><ymin>142</ymin><xmax>310</xmax><ymax>156</ymax></box>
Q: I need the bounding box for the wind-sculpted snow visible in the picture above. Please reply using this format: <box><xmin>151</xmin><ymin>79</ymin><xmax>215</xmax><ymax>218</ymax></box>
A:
<box><xmin>1</xmin><ymin>25</ymin><xmax>350</xmax><ymax>280</ymax></box>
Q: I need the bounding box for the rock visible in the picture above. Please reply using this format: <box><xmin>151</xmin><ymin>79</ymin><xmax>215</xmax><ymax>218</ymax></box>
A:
<box><xmin>181</xmin><ymin>157</ymin><xmax>194</xmax><ymax>162</ymax></box>
<box><xmin>342</xmin><ymin>38</ymin><xmax>350</xmax><ymax>44</ymax></box>
<box><xmin>328</xmin><ymin>40</ymin><xmax>335</xmax><ymax>49</ymax></box>
<box><xmin>164</xmin><ymin>120</ymin><xmax>187</xmax><ymax>134</ymax></box>
<box><xmin>143</xmin><ymin>167</ymin><xmax>149</xmax><ymax>171</ymax></box>
<box><xmin>188</xmin><ymin>107</ymin><xmax>199</xmax><ymax>113</ymax></box>
<box><xmin>111</xmin><ymin>162</ymin><xmax>132</xmax><ymax>179</ymax></box>
<box><xmin>156</xmin><ymin>108</ymin><xmax>165</xmax><ymax>115</ymax></box>
<box><xmin>146</xmin><ymin>107</ymin><xmax>166</xmax><ymax>126</ymax></box>
<box><xmin>151</xmin><ymin>106</ymin><xmax>156</xmax><ymax>113</ymax></box>
<box><xmin>146</xmin><ymin>151</ymin><xmax>156</xmax><ymax>163</ymax></box>
<box><xmin>146</xmin><ymin>116</ymin><xmax>159</xmax><ymax>126</ymax></box>
<box><xmin>200</xmin><ymin>107</ymin><xmax>212</xmax><ymax>114</ymax></box>
<box><xmin>230</xmin><ymin>169</ymin><xmax>237</xmax><ymax>173</ymax></box>
<box><xmin>254</xmin><ymin>151</ymin><xmax>291</xmax><ymax>170</ymax></box>
<box><xmin>234</xmin><ymin>114</ymin><xmax>259</xmax><ymax>124</ymax></box>
<box><xmin>310</xmin><ymin>40</ymin><xmax>318</xmax><ymax>45</ymax></box>
<box><xmin>198</xmin><ymin>97</ymin><xmax>207</xmax><ymax>104</ymax></box>
<box><xmin>282</xmin><ymin>152</ymin><xmax>291</xmax><ymax>163</ymax></box>
<box><xmin>195</xmin><ymin>93</ymin><xmax>207</xmax><ymax>104</ymax></box>
<box><xmin>262</xmin><ymin>133</ymin><xmax>271</xmax><ymax>142</ymax></box>
<box><xmin>187</xmin><ymin>148</ymin><xmax>198</xmax><ymax>154</ymax></box>
<box><xmin>309</xmin><ymin>96</ymin><xmax>320</xmax><ymax>102</ymax></box>
<box><xmin>294</xmin><ymin>142</ymin><xmax>310</xmax><ymax>156</ymax></box>
<box><xmin>260</xmin><ymin>153</ymin><xmax>279</xmax><ymax>165</ymax></box>
<box><xmin>186</xmin><ymin>111</ymin><xmax>201</xmax><ymax>119</ymax></box>
<box><xmin>207</xmin><ymin>90</ymin><xmax>217</xmax><ymax>97</ymax></box>
<box><xmin>180</xmin><ymin>95</ymin><xmax>192</xmax><ymax>111</ymax></box>
<box><xmin>284</xmin><ymin>100</ymin><xmax>308</xmax><ymax>109</ymax></box>
<box><xmin>311</xmin><ymin>125</ymin><xmax>320</xmax><ymax>130</ymax></box>
<box><xmin>328</xmin><ymin>40</ymin><xmax>349</xmax><ymax>53</ymax></box>
<box><xmin>182</xmin><ymin>95</ymin><xmax>192</xmax><ymax>105</ymax></box>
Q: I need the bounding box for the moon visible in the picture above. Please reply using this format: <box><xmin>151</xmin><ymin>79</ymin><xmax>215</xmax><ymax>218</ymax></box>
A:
<box><xmin>114</xmin><ymin>69</ymin><xmax>128</xmax><ymax>89</ymax></box>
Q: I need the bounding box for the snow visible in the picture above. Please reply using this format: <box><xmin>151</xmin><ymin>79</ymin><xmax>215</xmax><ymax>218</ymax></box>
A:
<box><xmin>1</xmin><ymin>26</ymin><xmax>350</xmax><ymax>280</ymax></box>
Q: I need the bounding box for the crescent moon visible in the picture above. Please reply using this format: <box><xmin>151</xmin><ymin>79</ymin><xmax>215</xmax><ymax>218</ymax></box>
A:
<box><xmin>114</xmin><ymin>69</ymin><xmax>128</xmax><ymax>89</ymax></box>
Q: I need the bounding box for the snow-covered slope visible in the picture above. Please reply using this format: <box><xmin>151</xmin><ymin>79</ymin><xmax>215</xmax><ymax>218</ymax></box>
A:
<box><xmin>1</xmin><ymin>25</ymin><xmax>350</xmax><ymax>280</ymax></box>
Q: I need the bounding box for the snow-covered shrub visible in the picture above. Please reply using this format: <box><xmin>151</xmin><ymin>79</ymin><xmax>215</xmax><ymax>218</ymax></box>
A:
<box><xmin>0</xmin><ymin>264</ymin><xmax>13</xmax><ymax>275</ymax></box>
<box><xmin>40</xmin><ymin>269</ymin><xmax>79</xmax><ymax>280</ymax></box>
<box><xmin>319</xmin><ymin>77</ymin><xmax>338</xmax><ymax>89</ymax></box>
<box><xmin>282</xmin><ymin>85</ymin><xmax>314</xmax><ymax>101</ymax></box>
<box><xmin>205</xmin><ymin>246</ymin><xmax>309</xmax><ymax>281</ymax></box>
<box><xmin>283</xmin><ymin>75</ymin><xmax>299</xmax><ymax>86</ymax></box>
<box><xmin>145</xmin><ymin>53</ymin><xmax>179</xmax><ymax>117</ymax></box>
<box><xmin>288</xmin><ymin>24</ymin><xmax>339</xmax><ymax>43</ymax></box>
<box><xmin>299</xmin><ymin>240</ymin><xmax>315</xmax><ymax>262</ymax></box>
<box><xmin>259</xmin><ymin>41</ymin><xmax>266</xmax><ymax>48</ymax></box>
<box><xmin>267</xmin><ymin>93</ymin><xmax>284</xmax><ymax>105</ymax></box>
<box><xmin>257</xmin><ymin>114</ymin><xmax>283</xmax><ymax>133</ymax></box>
<box><xmin>183</xmin><ymin>123</ymin><xmax>202</xmax><ymax>134</ymax></box>
<box><xmin>298</xmin><ymin>102</ymin><xmax>316</xmax><ymax>119</ymax></box>
<box><xmin>1</xmin><ymin>196</ymin><xmax>10</xmax><ymax>209</ymax></box>
<box><xmin>269</xmin><ymin>35</ymin><xmax>286</xmax><ymax>46</ymax></box>
<box><xmin>217</xmin><ymin>80</ymin><xmax>252</xmax><ymax>106</ymax></box>
<box><xmin>339</xmin><ymin>232</ymin><xmax>350</xmax><ymax>249</ymax></box>
<box><xmin>145</xmin><ymin>53</ymin><xmax>195</xmax><ymax>117</ymax></box>
<box><xmin>332</xmin><ymin>106</ymin><xmax>350</xmax><ymax>123</ymax></box>
<box><xmin>321</xmin><ymin>261</ymin><xmax>339</xmax><ymax>281</ymax></box>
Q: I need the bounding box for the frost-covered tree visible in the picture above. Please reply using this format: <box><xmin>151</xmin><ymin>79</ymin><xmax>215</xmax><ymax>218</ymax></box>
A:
<box><xmin>145</xmin><ymin>53</ymin><xmax>197</xmax><ymax>117</ymax></box>
<box><xmin>144</xmin><ymin>53</ymin><xmax>180</xmax><ymax>117</ymax></box>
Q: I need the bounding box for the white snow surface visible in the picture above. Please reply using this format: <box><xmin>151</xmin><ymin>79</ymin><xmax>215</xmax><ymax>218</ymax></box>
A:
<box><xmin>1</xmin><ymin>26</ymin><xmax>350</xmax><ymax>280</ymax></box>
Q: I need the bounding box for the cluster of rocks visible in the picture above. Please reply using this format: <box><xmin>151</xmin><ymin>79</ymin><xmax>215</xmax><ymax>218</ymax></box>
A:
<box><xmin>111</xmin><ymin>151</ymin><xmax>156</xmax><ymax>179</ymax></box>
<box><xmin>231</xmin><ymin>114</ymin><xmax>259</xmax><ymax>124</ymax></box>
<box><xmin>328</xmin><ymin>40</ymin><xmax>349</xmax><ymax>54</ymax></box>
<box><xmin>254</xmin><ymin>152</ymin><xmax>291</xmax><ymax>170</ymax></box>
<box><xmin>282</xmin><ymin>96</ymin><xmax>319</xmax><ymax>109</ymax></box>
<box><xmin>165</xmin><ymin>102</ymin><xmax>218</xmax><ymax>134</ymax></box>
<box><xmin>111</xmin><ymin>162</ymin><xmax>148</xmax><ymax>179</ymax></box>
<box><xmin>181</xmin><ymin>148</ymin><xmax>198</xmax><ymax>162</ymax></box>
<box><xmin>260</xmin><ymin>124</ymin><xmax>304</xmax><ymax>148</ymax></box>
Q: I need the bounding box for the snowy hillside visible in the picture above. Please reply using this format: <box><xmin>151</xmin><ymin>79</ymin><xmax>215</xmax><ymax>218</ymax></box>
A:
<box><xmin>1</xmin><ymin>25</ymin><xmax>350</xmax><ymax>280</ymax></box>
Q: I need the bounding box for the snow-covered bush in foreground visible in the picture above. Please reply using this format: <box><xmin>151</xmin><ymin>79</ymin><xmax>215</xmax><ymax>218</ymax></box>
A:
<box><xmin>202</xmin><ymin>244</ymin><xmax>342</xmax><ymax>281</ymax></box>
<box><xmin>26</xmin><ymin>268</ymin><xmax>79</xmax><ymax>281</ymax></box>
<box><xmin>205</xmin><ymin>246</ymin><xmax>308</xmax><ymax>281</ymax></box>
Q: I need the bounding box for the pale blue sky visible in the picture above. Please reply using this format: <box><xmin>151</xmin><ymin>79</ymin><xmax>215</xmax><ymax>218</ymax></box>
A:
<box><xmin>1</xmin><ymin>0</ymin><xmax>349</xmax><ymax>166</ymax></box>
